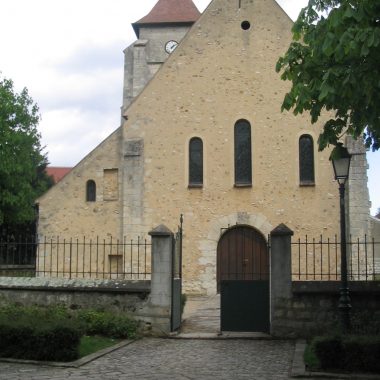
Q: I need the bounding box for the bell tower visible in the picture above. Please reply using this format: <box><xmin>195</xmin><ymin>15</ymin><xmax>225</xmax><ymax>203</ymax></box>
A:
<box><xmin>121</xmin><ymin>0</ymin><xmax>201</xmax><ymax>115</ymax></box>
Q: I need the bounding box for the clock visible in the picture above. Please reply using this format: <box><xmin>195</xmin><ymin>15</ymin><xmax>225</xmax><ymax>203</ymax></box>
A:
<box><xmin>165</xmin><ymin>40</ymin><xmax>178</xmax><ymax>54</ymax></box>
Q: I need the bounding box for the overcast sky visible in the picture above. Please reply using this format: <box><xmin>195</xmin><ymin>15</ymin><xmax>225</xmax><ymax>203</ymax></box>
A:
<box><xmin>0</xmin><ymin>0</ymin><xmax>378</xmax><ymax>214</ymax></box>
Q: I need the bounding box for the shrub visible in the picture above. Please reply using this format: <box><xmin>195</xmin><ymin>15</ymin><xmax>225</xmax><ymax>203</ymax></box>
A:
<box><xmin>77</xmin><ymin>309</ymin><xmax>138</xmax><ymax>339</ymax></box>
<box><xmin>0</xmin><ymin>319</ymin><xmax>81</xmax><ymax>362</ymax></box>
<box><xmin>0</xmin><ymin>304</ymin><xmax>138</xmax><ymax>361</ymax></box>
<box><xmin>309</xmin><ymin>335</ymin><xmax>380</xmax><ymax>373</ymax></box>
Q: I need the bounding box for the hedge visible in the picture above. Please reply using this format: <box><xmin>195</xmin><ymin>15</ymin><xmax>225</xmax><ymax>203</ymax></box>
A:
<box><xmin>0</xmin><ymin>319</ymin><xmax>81</xmax><ymax>362</ymax></box>
<box><xmin>311</xmin><ymin>335</ymin><xmax>380</xmax><ymax>373</ymax></box>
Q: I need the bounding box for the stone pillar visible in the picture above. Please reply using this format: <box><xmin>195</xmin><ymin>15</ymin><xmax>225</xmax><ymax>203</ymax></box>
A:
<box><xmin>122</xmin><ymin>139</ymin><xmax>144</xmax><ymax>239</ymax></box>
<box><xmin>346</xmin><ymin>137</ymin><xmax>375</xmax><ymax>277</ymax></box>
<box><xmin>270</xmin><ymin>223</ymin><xmax>293</xmax><ymax>337</ymax></box>
<box><xmin>147</xmin><ymin>224</ymin><xmax>173</xmax><ymax>334</ymax></box>
<box><xmin>346</xmin><ymin>136</ymin><xmax>371</xmax><ymax>239</ymax></box>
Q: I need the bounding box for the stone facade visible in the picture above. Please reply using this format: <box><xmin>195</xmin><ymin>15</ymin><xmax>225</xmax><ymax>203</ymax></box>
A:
<box><xmin>122</xmin><ymin>25</ymin><xmax>192</xmax><ymax>112</ymax></box>
<box><xmin>37</xmin><ymin>0</ymin><xmax>374</xmax><ymax>295</ymax></box>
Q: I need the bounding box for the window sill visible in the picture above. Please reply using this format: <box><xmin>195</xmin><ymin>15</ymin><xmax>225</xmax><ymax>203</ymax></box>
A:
<box><xmin>299</xmin><ymin>182</ymin><xmax>315</xmax><ymax>187</ymax></box>
<box><xmin>188</xmin><ymin>184</ymin><xmax>203</xmax><ymax>189</ymax></box>
<box><xmin>234</xmin><ymin>183</ymin><xmax>252</xmax><ymax>188</ymax></box>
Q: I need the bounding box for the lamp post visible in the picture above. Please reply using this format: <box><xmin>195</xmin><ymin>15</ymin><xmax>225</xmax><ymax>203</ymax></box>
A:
<box><xmin>331</xmin><ymin>144</ymin><xmax>352</xmax><ymax>333</ymax></box>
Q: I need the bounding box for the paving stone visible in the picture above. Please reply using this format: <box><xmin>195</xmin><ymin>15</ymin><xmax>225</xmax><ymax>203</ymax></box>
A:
<box><xmin>0</xmin><ymin>338</ymin><xmax>295</xmax><ymax>380</ymax></box>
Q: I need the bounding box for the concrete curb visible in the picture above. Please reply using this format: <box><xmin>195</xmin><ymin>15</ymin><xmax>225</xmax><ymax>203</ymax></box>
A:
<box><xmin>171</xmin><ymin>331</ymin><xmax>273</xmax><ymax>339</ymax></box>
<box><xmin>0</xmin><ymin>339</ymin><xmax>136</xmax><ymax>368</ymax></box>
<box><xmin>291</xmin><ymin>340</ymin><xmax>379</xmax><ymax>379</ymax></box>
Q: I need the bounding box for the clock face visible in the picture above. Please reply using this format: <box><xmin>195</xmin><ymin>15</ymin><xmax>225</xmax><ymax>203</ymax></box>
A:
<box><xmin>165</xmin><ymin>40</ymin><xmax>178</xmax><ymax>54</ymax></box>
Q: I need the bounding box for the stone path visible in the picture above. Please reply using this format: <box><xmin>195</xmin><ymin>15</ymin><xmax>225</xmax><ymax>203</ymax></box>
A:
<box><xmin>0</xmin><ymin>338</ymin><xmax>295</xmax><ymax>380</ymax></box>
<box><xmin>180</xmin><ymin>294</ymin><xmax>220</xmax><ymax>334</ymax></box>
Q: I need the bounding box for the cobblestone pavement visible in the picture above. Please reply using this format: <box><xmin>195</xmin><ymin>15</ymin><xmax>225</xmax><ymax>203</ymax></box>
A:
<box><xmin>0</xmin><ymin>338</ymin><xmax>295</xmax><ymax>380</ymax></box>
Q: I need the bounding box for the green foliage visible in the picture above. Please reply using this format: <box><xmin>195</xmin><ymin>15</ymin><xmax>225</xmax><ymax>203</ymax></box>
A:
<box><xmin>0</xmin><ymin>74</ymin><xmax>53</xmax><ymax>227</ymax></box>
<box><xmin>0</xmin><ymin>304</ymin><xmax>138</xmax><ymax>361</ymax></box>
<box><xmin>77</xmin><ymin>309</ymin><xmax>138</xmax><ymax>339</ymax></box>
<box><xmin>308</xmin><ymin>335</ymin><xmax>380</xmax><ymax>373</ymax></box>
<box><xmin>276</xmin><ymin>0</ymin><xmax>380</xmax><ymax>151</ymax></box>
<box><xmin>0</xmin><ymin>310</ymin><xmax>81</xmax><ymax>362</ymax></box>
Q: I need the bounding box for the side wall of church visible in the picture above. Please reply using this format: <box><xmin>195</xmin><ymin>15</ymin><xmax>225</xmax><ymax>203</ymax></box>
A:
<box><xmin>121</xmin><ymin>0</ymin><xmax>341</xmax><ymax>294</ymax></box>
<box><xmin>37</xmin><ymin>129</ymin><xmax>123</xmax><ymax>239</ymax></box>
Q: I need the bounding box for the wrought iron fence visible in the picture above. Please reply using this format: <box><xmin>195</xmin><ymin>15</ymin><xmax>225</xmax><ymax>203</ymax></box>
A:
<box><xmin>0</xmin><ymin>236</ymin><xmax>37</xmax><ymax>277</ymax></box>
<box><xmin>0</xmin><ymin>236</ymin><xmax>151</xmax><ymax>280</ymax></box>
<box><xmin>292</xmin><ymin>235</ymin><xmax>380</xmax><ymax>281</ymax></box>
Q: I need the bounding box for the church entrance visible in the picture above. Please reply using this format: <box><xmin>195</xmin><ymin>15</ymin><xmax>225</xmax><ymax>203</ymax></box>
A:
<box><xmin>217</xmin><ymin>226</ymin><xmax>270</xmax><ymax>332</ymax></box>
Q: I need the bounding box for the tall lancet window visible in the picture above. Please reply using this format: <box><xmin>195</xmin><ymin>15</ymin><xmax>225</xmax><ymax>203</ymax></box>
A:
<box><xmin>189</xmin><ymin>137</ymin><xmax>203</xmax><ymax>187</ymax></box>
<box><xmin>86</xmin><ymin>180</ymin><xmax>96</xmax><ymax>202</ymax></box>
<box><xmin>299</xmin><ymin>134</ymin><xmax>315</xmax><ymax>185</ymax></box>
<box><xmin>234</xmin><ymin>120</ymin><xmax>252</xmax><ymax>186</ymax></box>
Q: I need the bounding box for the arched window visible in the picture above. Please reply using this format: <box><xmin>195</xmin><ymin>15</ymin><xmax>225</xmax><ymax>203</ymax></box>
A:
<box><xmin>299</xmin><ymin>134</ymin><xmax>315</xmax><ymax>185</ymax></box>
<box><xmin>234</xmin><ymin>120</ymin><xmax>252</xmax><ymax>185</ymax></box>
<box><xmin>86</xmin><ymin>180</ymin><xmax>96</xmax><ymax>201</ymax></box>
<box><xmin>189</xmin><ymin>137</ymin><xmax>203</xmax><ymax>186</ymax></box>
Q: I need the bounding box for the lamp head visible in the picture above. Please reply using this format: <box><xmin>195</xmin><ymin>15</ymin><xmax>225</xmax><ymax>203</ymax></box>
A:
<box><xmin>330</xmin><ymin>143</ymin><xmax>352</xmax><ymax>185</ymax></box>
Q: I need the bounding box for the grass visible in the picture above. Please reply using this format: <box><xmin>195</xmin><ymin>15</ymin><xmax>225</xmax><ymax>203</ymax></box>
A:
<box><xmin>79</xmin><ymin>335</ymin><xmax>122</xmax><ymax>358</ymax></box>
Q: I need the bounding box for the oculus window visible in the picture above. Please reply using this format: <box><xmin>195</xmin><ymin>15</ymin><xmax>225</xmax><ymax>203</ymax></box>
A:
<box><xmin>299</xmin><ymin>134</ymin><xmax>315</xmax><ymax>185</ymax></box>
<box><xmin>86</xmin><ymin>180</ymin><xmax>96</xmax><ymax>202</ymax></box>
<box><xmin>189</xmin><ymin>137</ymin><xmax>203</xmax><ymax>187</ymax></box>
<box><xmin>234</xmin><ymin>120</ymin><xmax>252</xmax><ymax>186</ymax></box>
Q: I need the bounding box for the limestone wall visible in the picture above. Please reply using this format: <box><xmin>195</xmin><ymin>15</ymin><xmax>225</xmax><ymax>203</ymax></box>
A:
<box><xmin>121</xmin><ymin>0</ymin><xmax>341</xmax><ymax>294</ymax></box>
<box><xmin>122</xmin><ymin>25</ymin><xmax>192</xmax><ymax>111</ymax></box>
<box><xmin>37</xmin><ymin>128</ymin><xmax>123</xmax><ymax>239</ymax></box>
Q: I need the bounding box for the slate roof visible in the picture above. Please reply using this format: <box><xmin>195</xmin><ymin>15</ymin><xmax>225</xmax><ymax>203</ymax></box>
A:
<box><xmin>133</xmin><ymin>0</ymin><xmax>201</xmax><ymax>36</ymax></box>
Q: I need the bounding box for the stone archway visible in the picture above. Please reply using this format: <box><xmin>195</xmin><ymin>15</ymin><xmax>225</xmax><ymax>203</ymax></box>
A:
<box><xmin>217</xmin><ymin>224</ymin><xmax>270</xmax><ymax>332</ymax></box>
<box><xmin>198</xmin><ymin>212</ymin><xmax>273</xmax><ymax>295</ymax></box>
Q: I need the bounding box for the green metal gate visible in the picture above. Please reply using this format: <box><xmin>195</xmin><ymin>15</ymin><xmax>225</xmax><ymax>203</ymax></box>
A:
<box><xmin>217</xmin><ymin>225</ymin><xmax>269</xmax><ymax>332</ymax></box>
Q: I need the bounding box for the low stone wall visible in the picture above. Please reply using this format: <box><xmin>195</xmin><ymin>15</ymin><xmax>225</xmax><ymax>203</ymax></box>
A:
<box><xmin>271</xmin><ymin>281</ymin><xmax>380</xmax><ymax>338</ymax></box>
<box><xmin>0</xmin><ymin>277</ymin><xmax>150</xmax><ymax>314</ymax></box>
<box><xmin>270</xmin><ymin>224</ymin><xmax>380</xmax><ymax>338</ymax></box>
<box><xmin>0</xmin><ymin>225</ymin><xmax>178</xmax><ymax>335</ymax></box>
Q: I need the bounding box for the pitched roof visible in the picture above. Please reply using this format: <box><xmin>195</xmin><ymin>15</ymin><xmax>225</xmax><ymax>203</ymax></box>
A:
<box><xmin>46</xmin><ymin>167</ymin><xmax>72</xmax><ymax>183</ymax></box>
<box><xmin>133</xmin><ymin>0</ymin><xmax>201</xmax><ymax>36</ymax></box>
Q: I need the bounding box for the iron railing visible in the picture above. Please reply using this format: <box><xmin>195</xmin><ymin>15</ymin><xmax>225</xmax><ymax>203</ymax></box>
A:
<box><xmin>292</xmin><ymin>235</ymin><xmax>380</xmax><ymax>281</ymax></box>
<box><xmin>0</xmin><ymin>236</ymin><xmax>151</xmax><ymax>280</ymax></box>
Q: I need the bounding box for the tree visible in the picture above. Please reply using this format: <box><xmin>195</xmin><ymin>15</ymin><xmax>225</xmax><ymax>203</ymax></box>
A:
<box><xmin>276</xmin><ymin>0</ymin><xmax>380</xmax><ymax>151</ymax></box>
<box><xmin>0</xmin><ymin>75</ymin><xmax>53</xmax><ymax>229</ymax></box>
<box><xmin>375</xmin><ymin>208</ymin><xmax>380</xmax><ymax>219</ymax></box>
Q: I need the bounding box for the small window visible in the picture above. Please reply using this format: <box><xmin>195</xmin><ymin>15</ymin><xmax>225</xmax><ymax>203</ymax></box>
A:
<box><xmin>299</xmin><ymin>135</ymin><xmax>315</xmax><ymax>185</ymax></box>
<box><xmin>86</xmin><ymin>180</ymin><xmax>96</xmax><ymax>202</ymax></box>
<box><xmin>234</xmin><ymin>120</ymin><xmax>252</xmax><ymax>186</ymax></box>
<box><xmin>189</xmin><ymin>137</ymin><xmax>203</xmax><ymax>187</ymax></box>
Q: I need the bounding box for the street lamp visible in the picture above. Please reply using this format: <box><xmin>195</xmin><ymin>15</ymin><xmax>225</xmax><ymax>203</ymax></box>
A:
<box><xmin>331</xmin><ymin>144</ymin><xmax>352</xmax><ymax>333</ymax></box>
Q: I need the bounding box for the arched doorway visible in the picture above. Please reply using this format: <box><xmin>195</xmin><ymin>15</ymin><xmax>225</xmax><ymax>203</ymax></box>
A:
<box><xmin>217</xmin><ymin>225</ymin><xmax>269</xmax><ymax>332</ymax></box>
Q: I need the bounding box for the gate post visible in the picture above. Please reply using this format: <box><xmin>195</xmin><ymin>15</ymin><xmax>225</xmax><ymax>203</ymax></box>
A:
<box><xmin>148</xmin><ymin>224</ymin><xmax>174</xmax><ymax>334</ymax></box>
<box><xmin>270</xmin><ymin>223</ymin><xmax>293</xmax><ymax>337</ymax></box>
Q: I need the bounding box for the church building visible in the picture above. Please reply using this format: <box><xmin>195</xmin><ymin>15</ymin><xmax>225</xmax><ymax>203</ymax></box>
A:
<box><xmin>37</xmin><ymin>0</ymin><xmax>376</xmax><ymax>295</ymax></box>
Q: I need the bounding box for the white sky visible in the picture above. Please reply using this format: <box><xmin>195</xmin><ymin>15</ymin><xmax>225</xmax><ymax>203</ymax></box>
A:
<box><xmin>0</xmin><ymin>0</ymin><xmax>378</xmax><ymax>214</ymax></box>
